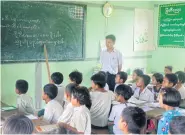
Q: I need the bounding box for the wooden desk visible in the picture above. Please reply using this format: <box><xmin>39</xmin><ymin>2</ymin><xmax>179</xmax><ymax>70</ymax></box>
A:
<box><xmin>1</xmin><ymin>102</ymin><xmax>49</xmax><ymax>133</ymax></box>
<box><xmin>144</xmin><ymin>107</ymin><xmax>165</xmax><ymax>134</ymax></box>
<box><xmin>146</xmin><ymin>108</ymin><xmax>165</xmax><ymax>119</ymax></box>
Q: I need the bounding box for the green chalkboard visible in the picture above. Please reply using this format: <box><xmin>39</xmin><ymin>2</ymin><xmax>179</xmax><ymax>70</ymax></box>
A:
<box><xmin>1</xmin><ymin>1</ymin><xmax>86</xmax><ymax>63</ymax></box>
<box><xmin>158</xmin><ymin>3</ymin><xmax>185</xmax><ymax>48</ymax></box>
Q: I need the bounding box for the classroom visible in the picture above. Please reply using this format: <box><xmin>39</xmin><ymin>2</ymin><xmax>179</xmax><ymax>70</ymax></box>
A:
<box><xmin>1</xmin><ymin>1</ymin><xmax>185</xmax><ymax>134</ymax></box>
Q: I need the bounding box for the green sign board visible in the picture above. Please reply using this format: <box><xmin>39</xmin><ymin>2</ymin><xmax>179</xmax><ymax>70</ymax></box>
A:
<box><xmin>158</xmin><ymin>3</ymin><xmax>185</xmax><ymax>48</ymax></box>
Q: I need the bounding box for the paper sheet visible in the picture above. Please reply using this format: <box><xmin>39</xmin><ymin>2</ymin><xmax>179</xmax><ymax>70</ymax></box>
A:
<box><xmin>148</xmin><ymin>102</ymin><xmax>160</xmax><ymax>108</ymax></box>
<box><xmin>141</xmin><ymin>106</ymin><xmax>154</xmax><ymax>112</ymax></box>
<box><xmin>25</xmin><ymin>114</ymin><xmax>38</xmax><ymax>120</ymax></box>
<box><xmin>128</xmin><ymin>96</ymin><xmax>147</xmax><ymax>105</ymax></box>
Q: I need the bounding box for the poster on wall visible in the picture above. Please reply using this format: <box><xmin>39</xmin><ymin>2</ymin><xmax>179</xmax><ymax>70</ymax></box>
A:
<box><xmin>134</xmin><ymin>8</ymin><xmax>155</xmax><ymax>51</ymax></box>
<box><xmin>158</xmin><ymin>3</ymin><xmax>185</xmax><ymax>48</ymax></box>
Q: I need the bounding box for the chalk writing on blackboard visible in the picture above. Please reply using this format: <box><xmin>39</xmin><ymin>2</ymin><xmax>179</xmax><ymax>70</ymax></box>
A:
<box><xmin>1</xmin><ymin>1</ymin><xmax>86</xmax><ymax>62</ymax></box>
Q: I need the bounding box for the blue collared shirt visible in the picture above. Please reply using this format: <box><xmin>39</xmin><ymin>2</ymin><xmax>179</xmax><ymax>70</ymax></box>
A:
<box><xmin>157</xmin><ymin>109</ymin><xmax>181</xmax><ymax>135</ymax></box>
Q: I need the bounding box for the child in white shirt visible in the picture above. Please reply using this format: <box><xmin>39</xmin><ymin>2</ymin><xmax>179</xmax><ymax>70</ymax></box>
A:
<box><xmin>132</xmin><ymin>74</ymin><xmax>154</xmax><ymax>102</ymax></box>
<box><xmin>51</xmin><ymin>72</ymin><xmax>65</xmax><ymax>106</ymax></box>
<box><xmin>58</xmin><ymin>83</ymin><xmax>76</xmax><ymax>124</ymax></box>
<box><xmin>90</xmin><ymin>73</ymin><xmax>115</xmax><ymax>128</ymax></box>
<box><xmin>69</xmin><ymin>86</ymin><xmax>91</xmax><ymax>134</ymax></box>
<box><xmin>131</xmin><ymin>69</ymin><xmax>143</xmax><ymax>92</ymax></box>
<box><xmin>175</xmin><ymin>71</ymin><xmax>185</xmax><ymax>99</ymax></box>
<box><xmin>15</xmin><ymin>80</ymin><xmax>34</xmax><ymax>115</ymax></box>
<box><xmin>151</xmin><ymin>73</ymin><xmax>163</xmax><ymax>100</ymax></box>
<box><xmin>42</xmin><ymin>84</ymin><xmax>63</xmax><ymax>124</ymax></box>
<box><xmin>108</xmin><ymin>84</ymin><xmax>134</xmax><ymax>134</ymax></box>
<box><xmin>37</xmin><ymin>72</ymin><xmax>65</xmax><ymax>117</ymax></box>
<box><xmin>114</xmin><ymin>71</ymin><xmax>128</xmax><ymax>92</ymax></box>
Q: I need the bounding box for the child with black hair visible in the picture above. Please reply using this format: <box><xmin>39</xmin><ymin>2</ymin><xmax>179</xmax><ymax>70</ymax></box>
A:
<box><xmin>3</xmin><ymin>115</ymin><xmax>34</xmax><ymax>134</ymax></box>
<box><xmin>132</xmin><ymin>74</ymin><xmax>154</xmax><ymax>102</ymax></box>
<box><xmin>38</xmin><ymin>72</ymin><xmax>65</xmax><ymax>117</ymax></box>
<box><xmin>42</xmin><ymin>84</ymin><xmax>63</xmax><ymax>124</ymax></box>
<box><xmin>169</xmin><ymin>116</ymin><xmax>185</xmax><ymax>134</ymax></box>
<box><xmin>118</xmin><ymin>106</ymin><xmax>146</xmax><ymax>134</ymax></box>
<box><xmin>175</xmin><ymin>71</ymin><xmax>185</xmax><ymax>99</ymax></box>
<box><xmin>108</xmin><ymin>84</ymin><xmax>134</xmax><ymax>134</ymax></box>
<box><xmin>131</xmin><ymin>69</ymin><xmax>144</xmax><ymax>92</ymax></box>
<box><xmin>162</xmin><ymin>73</ymin><xmax>178</xmax><ymax>88</ymax></box>
<box><xmin>114</xmin><ymin>71</ymin><xmax>128</xmax><ymax>91</ymax></box>
<box><xmin>51</xmin><ymin>72</ymin><xmax>65</xmax><ymax>106</ymax></box>
<box><xmin>90</xmin><ymin>73</ymin><xmax>115</xmax><ymax>128</ymax></box>
<box><xmin>151</xmin><ymin>73</ymin><xmax>163</xmax><ymax>100</ymax></box>
<box><xmin>69</xmin><ymin>86</ymin><xmax>91</xmax><ymax>134</ymax></box>
<box><xmin>164</xmin><ymin>66</ymin><xmax>173</xmax><ymax>75</ymax></box>
<box><xmin>58</xmin><ymin>83</ymin><xmax>76</xmax><ymax>124</ymax></box>
<box><xmin>157</xmin><ymin>87</ymin><xmax>182</xmax><ymax>134</ymax></box>
<box><xmin>69</xmin><ymin>70</ymin><xmax>83</xmax><ymax>85</ymax></box>
<box><xmin>98</xmin><ymin>71</ymin><xmax>109</xmax><ymax>91</ymax></box>
<box><xmin>15</xmin><ymin>79</ymin><xmax>34</xmax><ymax>115</ymax></box>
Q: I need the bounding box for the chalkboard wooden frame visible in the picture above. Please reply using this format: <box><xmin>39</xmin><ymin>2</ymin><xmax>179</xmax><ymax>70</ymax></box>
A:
<box><xmin>158</xmin><ymin>3</ymin><xmax>185</xmax><ymax>48</ymax></box>
<box><xmin>1</xmin><ymin>1</ymin><xmax>87</xmax><ymax>63</ymax></box>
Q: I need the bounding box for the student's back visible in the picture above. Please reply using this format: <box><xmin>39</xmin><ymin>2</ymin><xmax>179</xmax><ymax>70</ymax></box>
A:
<box><xmin>17</xmin><ymin>94</ymin><xmax>34</xmax><ymax>115</ymax></box>
<box><xmin>55</xmin><ymin>84</ymin><xmax>65</xmax><ymax>106</ymax></box>
<box><xmin>90</xmin><ymin>73</ymin><xmax>115</xmax><ymax>127</ymax></box>
<box><xmin>90</xmin><ymin>90</ymin><xmax>115</xmax><ymax>127</ymax></box>
<box><xmin>44</xmin><ymin>99</ymin><xmax>63</xmax><ymax>124</ymax></box>
<box><xmin>51</xmin><ymin>72</ymin><xmax>65</xmax><ymax>106</ymax></box>
<box><xmin>15</xmin><ymin>80</ymin><xmax>34</xmax><ymax>115</ymax></box>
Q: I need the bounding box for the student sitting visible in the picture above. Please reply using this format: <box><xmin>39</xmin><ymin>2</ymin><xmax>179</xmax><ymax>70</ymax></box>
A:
<box><xmin>58</xmin><ymin>83</ymin><xmax>76</xmax><ymax>124</ymax></box>
<box><xmin>108</xmin><ymin>84</ymin><xmax>134</xmax><ymax>134</ymax></box>
<box><xmin>51</xmin><ymin>72</ymin><xmax>65</xmax><ymax>106</ymax></box>
<box><xmin>15</xmin><ymin>79</ymin><xmax>34</xmax><ymax>115</ymax></box>
<box><xmin>99</xmin><ymin>71</ymin><xmax>109</xmax><ymax>91</ymax></box>
<box><xmin>38</xmin><ymin>72</ymin><xmax>65</xmax><ymax>117</ymax></box>
<box><xmin>69</xmin><ymin>86</ymin><xmax>91</xmax><ymax>134</ymax></box>
<box><xmin>132</xmin><ymin>74</ymin><xmax>154</xmax><ymax>102</ymax></box>
<box><xmin>162</xmin><ymin>73</ymin><xmax>178</xmax><ymax>88</ymax></box>
<box><xmin>169</xmin><ymin>116</ymin><xmax>185</xmax><ymax>134</ymax></box>
<box><xmin>151</xmin><ymin>73</ymin><xmax>163</xmax><ymax>100</ymax></box>
<box><xmin>90</xmin><ymin>73</ymin><xmax>115</xmax><ymax>128</ymax></box>
<box><xmin>175</xmin><ymin>71</ymin><xmax>185</xmax><ymax>99</ymax></box>
<box><xmin>69</xmin><ymin>70</ymin><xmax>83</xmax><ymax>86</ymax></box>
<box><xmin>164</xmin><ymin>66</ymin><xmax>173</xmax><ymax>75</ymax></box>
<box><xmin>42</xmin><ymin>84</ymin><xmax>63</xmax><ymax>124</ymax></box>
<box><xmin>114</xmin><ymin>71</ymin><xmax>128</xmax><ymax>91</ymax></box>
<box><xmin>157</xmin><ymin>87</ymin><xmax>181</xmax><ymax>135</ymax></box>
<box><xmin>131</xmin><ymin>69</ymin><xmax>143</xmax><ymax>92</ymax></box>
<box><xmin>119</xmin><ymin>106</ymin><xmax>146</xmax><ymax>134</ymax></box>
<box><xmin>58</xmin><ymin>86</ymin><xmax>91</xmax><ymax>134</ymax></box>
<box><xmin>3</xmin><ymin>115</ymin><xmax>34</xmax><ymax>134</ymax></box>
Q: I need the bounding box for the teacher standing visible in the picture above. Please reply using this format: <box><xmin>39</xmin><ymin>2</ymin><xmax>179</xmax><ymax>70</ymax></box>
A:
<box><xmin>100</xmin><ymin>34</ymin><xmax>123</xmax><ymax>91</ymax></box>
